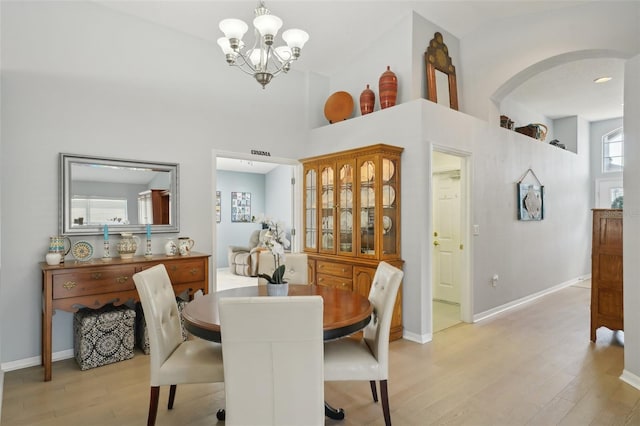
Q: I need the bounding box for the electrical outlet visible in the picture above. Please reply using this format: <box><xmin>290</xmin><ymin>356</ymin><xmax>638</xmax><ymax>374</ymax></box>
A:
<box><xmin>491</xmin><ymin>274</ymin><xmax>499</xmax><ymax>287</ymax></box>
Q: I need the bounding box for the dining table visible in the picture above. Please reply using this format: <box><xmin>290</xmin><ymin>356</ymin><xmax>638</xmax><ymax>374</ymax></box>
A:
<box><xmin>181</xmin><ymin>284</ymin><xmax>374</xmax><ymax>421</ymax></box>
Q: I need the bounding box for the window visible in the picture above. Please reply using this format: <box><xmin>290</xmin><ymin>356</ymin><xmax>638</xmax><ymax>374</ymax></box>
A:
<box><xmin>603</xmin><ymin>127</ymin><xmax>624</xmax><ymax>173</ymax></box>
<box><xmin>71</xmin><ymin>197</ymin><xmax>128</xmax><ymax>225</ymax></box>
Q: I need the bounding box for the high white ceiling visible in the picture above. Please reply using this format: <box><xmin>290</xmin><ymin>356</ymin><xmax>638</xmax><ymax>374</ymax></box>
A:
<box><xmin>96</xmin><ymin>0</ymin><xmax>624</xmax><ymax>126</ymax></box>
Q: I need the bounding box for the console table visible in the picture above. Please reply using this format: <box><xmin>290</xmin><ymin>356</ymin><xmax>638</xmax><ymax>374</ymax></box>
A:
<box><xmin>40</xmin><ymin>252</ymin><xmax>210</xmax><ymax>381</ymax></box>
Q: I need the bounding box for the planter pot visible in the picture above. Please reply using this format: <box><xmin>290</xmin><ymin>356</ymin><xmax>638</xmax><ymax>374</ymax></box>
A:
<box><xmin>266</xmin><ymin>282</ymin><xmax>289</xmax><ymax>296</ymax></box>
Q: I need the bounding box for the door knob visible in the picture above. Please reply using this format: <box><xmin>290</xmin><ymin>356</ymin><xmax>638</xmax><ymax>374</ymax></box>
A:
<box><xmin>433</xmin><ymin>240</ymin><xmax>440</xmax><ymax>246</ymax></box>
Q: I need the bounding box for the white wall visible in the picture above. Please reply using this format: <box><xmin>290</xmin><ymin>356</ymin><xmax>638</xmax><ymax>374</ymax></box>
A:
<box><xmin>265</xmin><ymin>165</ymin><xmax>295</xmax><ymax>243</ymax></box>
<box><xmin>622</xmin><ymin>54</ymin><xmax>640</xmax><ymax>385</ymax></box>
<box><xmin>326</xmin><ymin>11</ymin><xmax>460</xmax><ymax>120</ymax></box>
<box><xmin>460</xmin><ymin>1</ymin><xmax>640</xmax><ymax>123</ymax></box>
<box><xmin>0</xmin><ymin>1</ymin><xmax>308</xmax><ymax>365</ymax></box>
<box><xmin>215</xmin><ymin>171</ymin><xmax>265</xmax><ymax>268</ymax></box>
<box><xmin>309</xmin><ymin>99</ymin><xmax>591</xmax><ymax>338</ymax></box>
<box><xmin>553</xmin><ymin>116</ymin><xmax>578</xmax><ymax>153</ymax></box>
<box><xmin>0</xmin><ymin>0</ymin><xmax>637</xmax><ymax>370</ymax></box>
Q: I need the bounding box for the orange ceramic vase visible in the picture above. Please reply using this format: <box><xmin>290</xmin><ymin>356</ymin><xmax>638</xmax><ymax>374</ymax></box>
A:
<box><xmin>379</xmin><ymin>66</ymin><xmax>397</xmax><ymax>109</ymax></box>
<box><xmin>359</xmin><ymin>84</ymin><xmax>375</xmax><ymax>115</ymax></box>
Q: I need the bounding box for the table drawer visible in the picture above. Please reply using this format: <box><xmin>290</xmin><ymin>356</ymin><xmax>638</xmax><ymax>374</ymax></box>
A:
<box><xmin>53</xmin><ymin>266</ymin><xmax>137</xmax><ymax>299</ymax></box>
<box><xmin>316</xmin><ymin>261</ymin><xmax>352</xmax><ymax>278</ymax></box>
<box><xmin>317</xmin><ymin>273</ymin><xmax>353</xmax><ymax>291</ymax></box>
<box><xmin>162</xmin><ymin>259</ymin><xmax>206</xmax><ymax>284</ymax></box>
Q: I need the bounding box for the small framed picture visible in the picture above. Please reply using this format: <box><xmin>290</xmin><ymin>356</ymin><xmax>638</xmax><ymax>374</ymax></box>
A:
<box><xmin>216</xmin><ymin>191</ymin><xmax>221</xmax><ymax>223</ymax></box>
<box><xmin>231</xmin><ymin>192</ymin><xmax>252</xmax><ymax>222</ymax></box>
<box><xmin>517</xmin><ymin>183</ymin><xmax>544</xmax><ymax>221</ymax></box>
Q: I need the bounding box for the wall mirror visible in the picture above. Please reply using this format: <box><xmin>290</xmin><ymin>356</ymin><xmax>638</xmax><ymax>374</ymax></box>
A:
<box><xmin>425</xmin><ymin>32</ymin><xmax>459</xmax><ymax>110</ymax></box>
<box><xmin>60</xmin><ymin>153</ymin><xmax>179</xmax><ymax>236</ymax></box>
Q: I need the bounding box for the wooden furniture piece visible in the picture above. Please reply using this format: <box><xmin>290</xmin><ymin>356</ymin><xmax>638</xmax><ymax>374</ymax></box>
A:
<box><xmin>591</xmin><ymin>209</ymin><xmax>623</xmax><ymax>342</ymax></box>
<box><xmin>182</xmin><ymin>284</ymin><xmax>372</xmax><ymax>343</ymax></box>
<box><xmin>182</xmin><ymin>284</ymin><xmax>373</xmax><ymax>421</ymax></box>
<box><xmin>300</xmin><ymin>144</ymin><xmax>404</xmax><ymax>340</ymax></box>
<box><xmin>40</xmin><ymin>252</ymin><xmax>210</xmax><ymax>381</ymax></box>
<box><xmin>424</xmin><ymin>32</ymin><xmax>458</xmax><ymax>110</ymax></box>
<box><xmin>138</xmin><ymin>189</ymin><xmax>171</xmax><ymax>225</ymax></box>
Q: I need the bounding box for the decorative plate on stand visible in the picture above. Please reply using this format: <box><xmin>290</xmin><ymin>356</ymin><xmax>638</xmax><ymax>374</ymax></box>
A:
<box><xmin>324</xmin><ymin>91</ymin><xmax>354</xmax><ymax>124</ymax></box>
<box><xmin>72</xmin><ymin>241</ymin><xmax>94</xmax><ymax>261</ymax></box>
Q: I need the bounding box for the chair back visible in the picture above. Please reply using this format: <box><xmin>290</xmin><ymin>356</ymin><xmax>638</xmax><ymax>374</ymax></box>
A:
<box><xmin>133</xmin><ymin>264</ymin><xmax>184</xmax><ymax>383</ymax></box>
<box><xmin>257</xmin><ymin>252</ymin><xmax>309</xmax><ymax>285</ymax></box>
<box><xmin>219</xmin><ymin>296</ymin><xmax>324</xmax><ymax>425</ymax></box>
<box><xmin>248</xmin><ymin>229</ymin><xmax>268</xmax><ymax>250</ymax></box>
<box><xmin>363</xmin><ymin>262</ymin><xmax>403</xmax><ymax>376</ymax></box>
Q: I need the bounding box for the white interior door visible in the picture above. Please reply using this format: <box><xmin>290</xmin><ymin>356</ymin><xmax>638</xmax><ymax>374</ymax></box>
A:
<box><xmin>432</xmin><ymin>170</ymin><xmax>461</xmax><ymax>303</ymax></box>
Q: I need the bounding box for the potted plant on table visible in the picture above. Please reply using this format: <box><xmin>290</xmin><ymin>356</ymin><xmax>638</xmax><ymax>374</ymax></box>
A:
<box><xmin>254</xmin><ymin>215</ymin><xmax>291</xmax><ymax>296</ymax></box>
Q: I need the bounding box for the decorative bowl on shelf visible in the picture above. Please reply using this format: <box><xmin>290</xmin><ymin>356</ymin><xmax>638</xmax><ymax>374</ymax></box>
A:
<box><xmin>324</xmin><ymin>91</ymin><xmax>354</xmax><ymax>124</ymax></box>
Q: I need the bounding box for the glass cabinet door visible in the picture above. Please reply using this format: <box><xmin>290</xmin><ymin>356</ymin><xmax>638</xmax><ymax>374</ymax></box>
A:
<box><xmin>304</xmin><ymin>167</ymin><xmax>317</xmax><ymax>251</ymax></box>
<box><xmin>337</xmin><ymin>161</ymin><xmax>355</xmax><ymax>255</ymax></box>
<box><xmin>319</xmin><ymin>165</ymin><xmax>335</xmax><ymax>252</ymax></box>
<box><xmin>381</xmin><ymin>157</ymin><xmax>399</xmax><ymax>257</ymax></box>
<box><xmin>358</xmin><ymin>159</ymin><xmax>376</xmax><ymax>256</ymax></box>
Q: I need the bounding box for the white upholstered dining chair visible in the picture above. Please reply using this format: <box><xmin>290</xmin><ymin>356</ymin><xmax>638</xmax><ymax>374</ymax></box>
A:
<box><xmin>323</xmin><ymin>261</ymin><xmax>403</xmax><ymax>426</ymax></box>
<box><xmin>219</xmin><ymin>296</ymin><xmax>324</xmax><ymax>425</ymax></box>
<box><xmin>257</xmin><ymin>251</ymin><xmax>309</xmax><ymax>285</ymax></box>
<box><xmin>133</xmin><ymin>264</ymin><xmax>224</xmax><ymax>426</ymax></box>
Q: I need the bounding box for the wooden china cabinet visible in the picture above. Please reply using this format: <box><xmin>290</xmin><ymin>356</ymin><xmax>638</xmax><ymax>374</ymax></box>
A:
<box><xmin>300</xmin><ymin>144</ymin><xmax>404</xmax><ymax>340</ymax></box>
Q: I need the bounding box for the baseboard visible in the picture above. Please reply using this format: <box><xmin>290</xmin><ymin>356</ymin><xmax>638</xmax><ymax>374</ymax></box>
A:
<box><xmin>403</xmin><ymin>330</ymin><xmax>432</xmax><ymax>344</ymax></box>
<box><xmin>0</xmin><ymin>349</ymin><xmax>74</xmax><ymax>372</ymax></box>
<box><xmin>620</xmin><ymin>370</ymin><xmax>640</xmax><ymax>390</ymax></box>
<box><xmin>473</xmin><ymin>274</ymin><xmax>590</xmax><ymax>323</ymax></box>
<box><xmin>0</xmin><ymin>368</ymin><xmax>4</xmax><ymax>419</ymax></box>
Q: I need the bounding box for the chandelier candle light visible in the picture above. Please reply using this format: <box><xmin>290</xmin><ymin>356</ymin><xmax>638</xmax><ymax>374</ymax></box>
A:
<box><xmin>217</xmin><ymin>1</ymin><xmax>309</xmax><ymax>88</ymax></box>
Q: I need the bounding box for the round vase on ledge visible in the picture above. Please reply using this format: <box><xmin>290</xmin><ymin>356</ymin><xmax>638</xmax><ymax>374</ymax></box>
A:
<box><xmin>379</xmin><ymin>65</ymin><xmax>398</xmax><ymax>109</ymax></box>
<box><xmin>359</xmin><ymin>84</ymin><xmax>375</xmax><ymax>115</ymax></box>
<box><xmin>266</xmin><ymin>282</ymin><xmax>289</xmax><ymax>296</ymax></box>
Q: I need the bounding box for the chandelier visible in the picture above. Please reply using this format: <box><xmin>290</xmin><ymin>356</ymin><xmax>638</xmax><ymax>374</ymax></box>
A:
<box><xmin>217</xmin><ymin>1</ymin><xmax>310</xmax><ymax>88</ymax></box>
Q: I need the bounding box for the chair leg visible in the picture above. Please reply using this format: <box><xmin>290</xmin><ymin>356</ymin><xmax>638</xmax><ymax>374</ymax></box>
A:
<box><xmin>148</xmin><ymin>386</ymin><xmax>160</xmax><ymax>426</ymax></box>
<box><xmin>380</xmin><ymin>380</ymin><xmax>391</xmax><ymax>426</ymax></box>
<box><xmin>369</xmin><ymin>380</ymin><xmax>378</xmax><ymax>402</ymax></box>
<box><xmin>168</xmin><ymin>384</ymin><xmax>177</xmax><ymax>409</ymax></box>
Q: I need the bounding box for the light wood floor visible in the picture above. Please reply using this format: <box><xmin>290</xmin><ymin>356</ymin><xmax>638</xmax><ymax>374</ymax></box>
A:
<box><xmin>3</xmin><ymin>283</ymin><xmax>640</xmax><ymax>425</ymax></box>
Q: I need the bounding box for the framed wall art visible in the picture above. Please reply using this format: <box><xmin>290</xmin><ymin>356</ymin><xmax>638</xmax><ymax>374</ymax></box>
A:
<box><xmin>517</xmin><ymin>169</ymin><xmax>544</xmax><ymax>221</ymax></box>
<box><xmin>231</xmin><ymin>191</ymin><xmax>252</xmax><ymax>222</ymax></box>
<box><xmin>216</xmin><ymin>191</ymin><xmax>221</xmax><ymax>223</ymax></box>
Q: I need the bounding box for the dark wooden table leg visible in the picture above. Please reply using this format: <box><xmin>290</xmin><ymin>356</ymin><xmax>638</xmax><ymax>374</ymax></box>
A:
<box><xmin>325</xmin><ymin>401</ymin><xmax>345</xmax><ymax>420</ymax></box>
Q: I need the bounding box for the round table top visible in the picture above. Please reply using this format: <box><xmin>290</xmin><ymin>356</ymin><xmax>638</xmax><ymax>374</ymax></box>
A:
<box><xmin>182</xmin><ymin>284</ymin><xmax>373</xmax><ymax>342</ymax></box>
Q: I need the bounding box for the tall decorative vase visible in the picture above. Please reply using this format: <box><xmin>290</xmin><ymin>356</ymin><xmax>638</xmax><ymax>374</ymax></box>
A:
<box><xmin>379</xmin><ymin>66</ymin><xmax>398</xmax><ymax>109</ymax></box>
<box><xmin>359</xmin><ymin>84</ymin><xmax>375</xmax><ymax>115</ymax></box>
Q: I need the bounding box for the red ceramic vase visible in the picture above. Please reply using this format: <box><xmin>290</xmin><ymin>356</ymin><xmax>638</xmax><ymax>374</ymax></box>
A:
<box><xmin>359</xmin><ymin>84</ymin><xmax>375</xmax><ymax>115</ymax></box>
<box><xmin>379</xmin><ymin>66</ymin><xmax>397</xmax><ymax>109</ymax></box>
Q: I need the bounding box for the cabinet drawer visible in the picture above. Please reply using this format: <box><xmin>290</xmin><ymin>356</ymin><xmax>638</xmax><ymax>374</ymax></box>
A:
<box><xmin>316</xmin><ymin>261</ymin><xmax>352</xmax><ymax>278</ymax></box>
<box><xmin>317</xmin><ymin>273</ymin><xmax>353</xmax><ymax>291</ymax></box>
<box><xmin>53</xmin><ymin>266</ymin><xmax>137</xmax><ymax>299</ymax></box>
<box><xmin>150</xmin><ymin>259</ymin><xmax>206</xmax><ymax>284</ymax></box>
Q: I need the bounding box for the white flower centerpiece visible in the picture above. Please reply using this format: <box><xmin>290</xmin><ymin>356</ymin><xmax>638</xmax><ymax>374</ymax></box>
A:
<box><xmin>253</xmin><ymin>215</ymin><xmax>291</xmax><ymax>295</ymax></box>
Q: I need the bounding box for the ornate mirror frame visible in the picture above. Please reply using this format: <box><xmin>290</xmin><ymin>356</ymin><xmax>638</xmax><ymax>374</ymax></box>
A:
<box><xmin>424</xmin><ymin>32</ymin><xmax>459</xmax><ymax>110</ymax></box>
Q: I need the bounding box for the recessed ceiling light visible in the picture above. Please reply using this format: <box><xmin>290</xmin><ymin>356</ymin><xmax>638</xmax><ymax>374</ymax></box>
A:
<box><xmin>594</xmin><ymin>76</ymin><xmax>612</xmax><ymax>83</ymax></box>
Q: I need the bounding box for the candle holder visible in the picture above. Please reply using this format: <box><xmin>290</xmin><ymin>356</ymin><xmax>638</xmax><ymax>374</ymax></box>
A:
<box><xmin>145</xmin><ymin>239</ymin><xmax>153</xmax><ymax>259</ymax></box>
<box><xmin>102</xmin><ymin>240</ymin><xmax>112</xmax><ymax>261</ymax></box>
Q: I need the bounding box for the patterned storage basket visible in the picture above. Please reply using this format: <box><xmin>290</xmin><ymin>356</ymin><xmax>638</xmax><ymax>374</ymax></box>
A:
<box><xmin>73</xmin><ymin>304</ymin><xmax>136</xmax><ymax>370</ymax></box>
<box><xmin>135</xmin><ymin>298</ymin><xmax>188</xmax><ymax>355</ymax></box>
